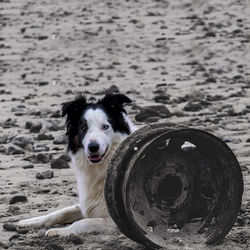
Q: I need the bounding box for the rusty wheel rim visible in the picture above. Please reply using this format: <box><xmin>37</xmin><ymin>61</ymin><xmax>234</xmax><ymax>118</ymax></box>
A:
<box><xmin>105</xmin><ymin>124</ymin><xmax>243</xmax><ymax>249</ymax></box>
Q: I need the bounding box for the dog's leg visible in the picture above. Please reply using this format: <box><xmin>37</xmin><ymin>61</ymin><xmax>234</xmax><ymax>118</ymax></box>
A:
<box><xmin>18</xmin><ymin>204</ymin><xmax>82</xmax><ymax>228</ymax></box>
<box><xmin>46</xmin><ymin>217</ymin><xmax>116</xmax><ymax>236</ymax></box>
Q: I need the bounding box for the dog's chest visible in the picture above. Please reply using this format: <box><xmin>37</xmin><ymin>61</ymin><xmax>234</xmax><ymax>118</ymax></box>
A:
<box><xmin>71</xmin><ymin>150</ymin><xmax>109</xmax><ymax>218</ymax></box>
<box><xmin>76</xmin><ymin>169</ymin><xmax>108</xmax><ymax>218</ymax></box>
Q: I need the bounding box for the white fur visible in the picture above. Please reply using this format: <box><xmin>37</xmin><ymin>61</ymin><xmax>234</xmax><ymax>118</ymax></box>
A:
<box><xmin>18</xmin><ymin>108</ymin><xmax>135</xmax><ymax>236</ymax></box>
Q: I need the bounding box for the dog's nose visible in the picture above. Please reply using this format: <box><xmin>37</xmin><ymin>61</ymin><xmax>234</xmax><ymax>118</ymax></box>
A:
<box><xmin>88</xmin><ymin>142</ymin><xmax>99</xmax><ymax>153</ymax></box>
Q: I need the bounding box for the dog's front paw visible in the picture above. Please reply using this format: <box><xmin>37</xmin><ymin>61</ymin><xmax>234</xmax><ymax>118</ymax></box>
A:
<box><xmin>18</xmin><ymin>216</ymin><xmax>46</xmax><ymax>228</ymax></box>
<box><xmin>45</xmin><ymin>228</ymin><xmax>71</xmax><ymax>237</ymax></box>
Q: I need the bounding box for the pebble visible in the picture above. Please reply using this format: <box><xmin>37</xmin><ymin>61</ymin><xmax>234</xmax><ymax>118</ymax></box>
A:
<box><xmin>3</xmin><ymin>223</ymin><xmax>17</xmax><ymax>232</ymax></box>
<box><xmin>45</xmin><ymin>243</ymin><xmax>64</xmax><ymax>250</ymax></box>
<box><xmin>34</xmin><ymin>144</ymin><xmax>50</xmax><ymax>152</ymax></box>
<box><xmin>144</xmin><ymin>117</ymin><xmax>160</xmax><ymax>123</ymax></box>
<box><xmin>47</xmin><ymin>122</ymin><xmax>64</xmax><ymax>131</ymax></box>
<box><xmin>26</xmin><ymin>109</ymin><xmax>41</xmax><ymax>116</ymax></box>
<box><xmin>9</xmin><ymin>234</ymin><xmax>21</xmax><ymax>241</ymax></box>
<box><xmin>66</xmin><ymin>234</ymin><xmax>84</xmax><ymax>245</ymax></box>
<box><xmin>65</xmin><ymin>89</ymin><xmax>73</xmax><ymax>95</ymax></box>
<box><xmin>51</xmin><ymin>158</ymin><xmax>70</xmax><ymax>169</ymax></box>
<box><xmin>108</xmin><ymin>85</ymin><xmax>120</xmax><ymax>93</ymax></box>
<box><xmin>12</xmin><ymin>135</ymin><xmax>33</xmax><ymax>149</ymax></box>
<box><xmin>183</xmin><ymin>100</ymin><xmax>211</xmax><ymax>112</ymax></box>
<box><xmin>59</xmin><ymin>153</ymin><xmax>71</xmax><ymax>162</ymax></box>
<box><xmin>7</xmin><ymin>206</ymin><xmax>20</xmax><ymax>214</ymax></box>
<box><xmin>36</xmin><ymin>170</ymin><xmax>54</xmax><ymax>179</ymax></box>
<box><xmin>0</xmin><ymin>241</ymin><xmax>8</xmax><ymax>249</ymax></box>
<box><xmin>135</xmin><ymin>111</ymin><xmax>155</xmax><ymax>122</ymax></box>
<box><xmin>53</xmin><ymin>136</ymin><xmax>66</xmax><ymax>145</ymax></box>
<box><xmin>37</xmin><ymin>133</ymin><xmax>54</xmax><ymax>141</ymax></box>
<box><xmin>25</xmin><ymin>121</ymin><xmax>32</xmax><ymax>129</ymax></box>
<box><xmin>38</xmin><ymin>81</ymin><xmax>49</xmax><ymax>86</ymax></box>
<box><xmin>135</xmin><ymin>105</ymin><xmax>171</xmax><ymax>122</ymax></box>
<box><xmin>154</xmin><ymin>95</ymin><xmax>170</xmax><ymax>104</ymax></box>
<box><xmin>30</xmin><ymin>122</ymin><xmax>42</xmax><ymax>133</ymax></box>
<box><xmin>6</xmin><ymin>145</ymin><xmax>24</xmax><ymax>155</ymax></box>
<box><xmin>50</xmin><ymin>110</ymin><xmax>61</xmax><ymax>118</ymax></box>
<box><xmin>9</xmin><ymin>195</ymin><xmax>27</xmax><ymax>205</ymax></box>
<box><xmin>36</xmin><ymin>153</ymin><xmax>51</xmax><ymax>163</ymax></box>
<box><xmin>16</xmin><ymin>228</ymin><xmax>29</xmax><ymax>234</ymax></box>
<box><xmin>0</xmin><ymin>134</ymin><xmax>11</xmax><ymax>144</ymax></box>
<box><xmin>22</xmin><ymin>164</ymin><xmax>34</xmax><ymax>169</ymax></box>
<box><xmin>146</xmin><ymin>105</ymin><xmax>172</xmax><ymax>118</ymax></box>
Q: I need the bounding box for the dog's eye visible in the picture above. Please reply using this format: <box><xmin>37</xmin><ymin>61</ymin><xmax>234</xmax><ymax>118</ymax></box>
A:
<box><xmin>81</xmin><ymin>124</ymin><xmax>88</xmax><ymax>132</ymax></box>
<box><xmin>103</xmin><ymin>124</ymin><xmax>109</xmax><ymax>130</ymax></box>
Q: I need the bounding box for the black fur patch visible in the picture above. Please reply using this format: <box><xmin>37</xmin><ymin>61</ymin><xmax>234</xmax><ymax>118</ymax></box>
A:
<box><xmin>62</xmin><ymin>93</ymin><xmax>132</xmax><ymax>153</ymax></box>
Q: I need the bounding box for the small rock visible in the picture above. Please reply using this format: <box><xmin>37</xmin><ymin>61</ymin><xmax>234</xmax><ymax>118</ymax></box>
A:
<box><xmin>45</xmin><ymin>243</ymin><xmax>64</xmax><ymax>250</ymax></box>
<box><xmin>16</xmin><ymin>228</ymin><xmax>29</xmax><ymax>234</ymax></box>
<box><xmin>30</xmin><ymin>122</ymin><xmax>42</xmax><ymax>133</ymax></box>
<box><xmin>26</xmin><ymin>109</ymin><xmax>41</xmax><ymax>116</ymax></box>
<box><xmin>144</xmin><ymin>105</ymin><xmax>171</xmax><ymax>118</ymax></box>
<box><xmin>51</xmin><ymin>158</ymin><xmax>70</xmax><ymax>169</ymax></box>
<box><xmin>50</xmin><ymin>110</ymin><xmax>61</xmax><ymax>118</ymax></box>
<box><xmin>37</xmin><ymin>133</ymin><xmax>54</xmax><ymax>141</ymax></box>
<box><xmin>154</xmin><ymin>95</ymin><xmax>170</xmax><ymax>104</ymax></box>
<box><xmin>6</xmin><ymin>145</ymin><xmax>24</xmax><ymax>155</ymax></box>
<box><xmin>246</xmin><ymin>138</ymin><xmax>250</xmax><ymax>143</ymax></box>
<box><xmin>9</xmin><ymin>195</ymin><xmax>27</xmax><ymax>205</ymax></box>
<box><xmin>59</xmin><ymin>154</ymin><xmax>71</xmax><ymax>162</ymax></box>
<box><xmin>36</xmin><ymin>153</ymin><xmax>51</xmax><ymax>163</ymax></box>
<box><xmin>205</xmin><ymin>31</ymin><xmax>216</xmax><ymax>37</ymax></box>
<box><xmin>66</xmin><ymin>234</ymin><xmax>83</xmax><ymax>245</ymax></box>
<box><xmin>34</xmin><ymin>144</ymin><xmax>50</xmax><ymax>152</ymax></box>
<box><xmin>0</xmin><ymin>241</ymin><xmax>8</xmax><ymax>249</ymax></box>
<box><xmin>183</xmin><ymin>100</ymin><xmax>211</xmax><ymax>112</ymax></box>
<box><xmin>135</xmin><ymin>110</ymin><xmax>156</xmax><ymax>122</ymax></box>
<box><xmin>7</xmin><ymin>206</ymin><xmax>20</xmax><ymax>213</ymax></box>
<box><xmin>53</xmin><ymin>136</ymin><xmax>66</xmax><ymax>145</ymax></box>
<box><xmin>0</xmin><ymin>145</ymin><xmax>5</xmax><ymax>153</ymax></box>
<box><xmin>36</xmin><ymin>189</ymin><xmax>50</xmax><ymax>194</ymax></box>
<box><xmin>3</xmin><ymin>223</ymin><xmax>17</xmax><ymax>232</ymax></box>
<box><xmin>22</xmin><ymin>164</ymin><xmax>34</xmax><ymax>169</ymax></box>
<box><xmin>9</xmin><ymin>234</ymin><xmax>21</xmax><ymax>242</ymax></box>
<box><xmin>25</xmin><ymin>121</ymin><xmax>33</xmax><ymax>129</ymax></box>
<box><xmin>36</xmin><ymin>170</ymin><xmax>54</xmax><ymax>179</ymax></box>
<box><xmin>144</xmin><ymin>117</ymin><xmax>160</xmax><ymax>123</ymax></box>
<box><xmin>205</xmin><ymin>77</ymin><xmax>217</xmax><ymax>83</ymax></box>
<box><xmin>135</xmin><ymin>105</ymin><xmax>171</xmax><ymax>122</ymax></box>
<box><xmin>107</xmin><ymin>85</ymin><xmax>119</xmax><ymax>93</ymax></box>
<box><xmin>47</xmin><ymin>122</ymin><xmax>64</xmax><ymax>131</ymax></box>
<box><xmin>0</xmin><ymin>134</ymin><xmax>11</xmax><ymax>144</ymax></box>
<box><xmin>12</xmin><ymin>135</ymin><xmax>33</xmax><ymax>149</ymax></box>
<box><xmin>65</xmin><ymin>90</ymin><xmax>73</xmax><ymax>95</ymax></box>
<box><xmin>37</xmin><ymin>35</ymin><xmax>49</xmax><ymax>40</ymax></box>
<box><xmin>38</xmin><ymin>81</ymin><xmax>49</xmax><ymax>86</ymax></box>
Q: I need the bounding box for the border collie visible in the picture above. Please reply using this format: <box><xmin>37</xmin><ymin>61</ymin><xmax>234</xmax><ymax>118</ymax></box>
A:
<box><xmin>18</xmin><ymin>93</ymin><xmax>137</xmax><ymax>236</ymax></box>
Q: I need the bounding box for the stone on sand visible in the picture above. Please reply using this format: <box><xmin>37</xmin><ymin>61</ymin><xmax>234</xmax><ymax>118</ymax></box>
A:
<box><xmin>36</xmin><ymin>170</ymin><xmax>54</xmax><ymax>179</ymax></box>
<box><xmin>9</xmin><ymin>195</ymin><xmax>27</xmax><ymax>205</ymax></box>
<box><xmin>51</xmin><ymin>158</ymin><xmax>70</xmax><ymax>169</ymax></box>
<box><xmin>6</xmin><ymin>145</ymin><xmax>24</xmax><ymax>155</ymax></box>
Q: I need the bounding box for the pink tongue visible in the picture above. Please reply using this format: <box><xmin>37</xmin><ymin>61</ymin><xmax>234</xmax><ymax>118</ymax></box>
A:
<box><xmin>90</xmin><ymin>155</ymin><xmax>101</xmax><ymax>160</ymax></box>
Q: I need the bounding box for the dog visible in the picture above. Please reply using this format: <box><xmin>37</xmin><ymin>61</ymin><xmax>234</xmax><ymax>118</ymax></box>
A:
<box><xmin>18</xmin><ymin>93</ymin><xmax>137</xmax><ymax>236</ymax></box>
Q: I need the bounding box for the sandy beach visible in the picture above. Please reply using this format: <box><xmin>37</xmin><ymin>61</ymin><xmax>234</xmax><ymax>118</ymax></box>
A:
<box><xmin>0</xmin><ymin>0</ymin><xmax>249</xmax><ymax>249</ymax></box>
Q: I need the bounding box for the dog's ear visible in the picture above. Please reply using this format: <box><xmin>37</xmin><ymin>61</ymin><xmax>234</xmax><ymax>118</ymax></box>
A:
<box><xmin>62</xmin><ymin>95</ymin><xmax>87</xmax><ymax>117</ymax></box>
<box><xmin>99</xmin><ymin>93</ymin><xmax>132</xmax><ymax>111</ymax></box>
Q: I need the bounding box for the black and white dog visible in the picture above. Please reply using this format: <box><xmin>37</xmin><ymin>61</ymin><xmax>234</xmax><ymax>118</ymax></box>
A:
<box><xmin>18</xmin><ymin>93</ymin><xmax>137</xmax><ymax>236</ymax></box>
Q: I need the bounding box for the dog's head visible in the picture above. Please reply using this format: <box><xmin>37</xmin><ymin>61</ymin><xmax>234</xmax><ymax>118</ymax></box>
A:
<box><xmin>62</xmin><ymin>93</ymin><xmax>132</xmax><ymax>164</ymax></box>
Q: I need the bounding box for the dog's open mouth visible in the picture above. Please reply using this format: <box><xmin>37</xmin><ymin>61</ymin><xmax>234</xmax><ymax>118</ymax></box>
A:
<box><xmin>88</xmin><ymin>148</ymin><xmax>108</xmax><ymax>164</ymax></box>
